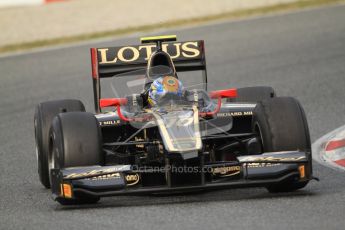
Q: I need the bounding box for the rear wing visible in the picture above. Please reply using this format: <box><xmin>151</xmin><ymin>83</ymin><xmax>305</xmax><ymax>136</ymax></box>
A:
<box><xmin>90</xmin><ymin>40</ymin><xmax>206</xmax><ymax>78</ymax></box>
<box><xmin>90</xmin><ymin>38</ymin><xmax>207</xmax><ymax>113</ymax></box>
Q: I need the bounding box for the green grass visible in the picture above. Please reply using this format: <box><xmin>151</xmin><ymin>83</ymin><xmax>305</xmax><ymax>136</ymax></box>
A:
<box><xmin>0</xmin><ymin>0</ymin><xmax>343</xmax><ymax>53</ymax></box>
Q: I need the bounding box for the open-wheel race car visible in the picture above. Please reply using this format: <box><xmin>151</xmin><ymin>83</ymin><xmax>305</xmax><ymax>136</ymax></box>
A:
<box><xmin>34</xmin><ymin>35</ymin><xmax>313</xmax><ymax>205</ymax></box>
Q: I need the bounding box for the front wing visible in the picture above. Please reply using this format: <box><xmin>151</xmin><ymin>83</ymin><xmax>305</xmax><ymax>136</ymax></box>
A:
<box><xmin>51</xmin><ymin>151</ymin><xmax>312</xmax><ymax>200</ymax></box>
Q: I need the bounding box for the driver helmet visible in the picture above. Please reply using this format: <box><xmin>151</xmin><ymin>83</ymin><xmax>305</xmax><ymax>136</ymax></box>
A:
<box><xmin>148</xmin><ymin>75</ymin><xmax>183</xmax><ymax>107</ymax></box>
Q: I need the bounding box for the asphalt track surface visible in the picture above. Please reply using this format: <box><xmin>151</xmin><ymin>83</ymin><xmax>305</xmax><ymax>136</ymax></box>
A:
<box><xmin>1</xmin><ymin>5</ymin><xmax>345</xmax><ymax>230</ymax></box>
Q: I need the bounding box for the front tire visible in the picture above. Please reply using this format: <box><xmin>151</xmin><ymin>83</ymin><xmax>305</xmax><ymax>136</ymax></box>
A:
<box><xmin>34</xmin><ymin>100</ymin><xmax>85</xmax><ymax>188</ymax></box>
<box><xmin>252</xmin><ymin>97</ymin><xmax>311</xmax><ymax>193</ymax></box>
<box><xmin>49</xmin><ymin>112</ymin><xmax>102</xmax><ymax>205</ymax></box>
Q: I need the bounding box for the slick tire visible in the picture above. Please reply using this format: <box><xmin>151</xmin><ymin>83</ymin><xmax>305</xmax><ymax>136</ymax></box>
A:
<box><xmin>252</xmin><ymin>97</ymin><xmax>311</xmax><ymax>193</ymax></box>
<box><xmin>229</xmin><ymin>86</ymin><xmax>275</xmax><ymax>102</ymax></box>
<box><xmin>34</xmin><ymin>99</ymin><xmax>85</xmax><ymax>188</ymax></box>
<box><xmin>49</xmin><ymin>112</ymin><xmax>102</xmax><ymax>205</ymax></box>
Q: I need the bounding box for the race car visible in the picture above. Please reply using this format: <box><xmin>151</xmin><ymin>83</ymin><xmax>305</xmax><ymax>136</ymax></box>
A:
<box><xmin>34</xmin><ymin>35</ymin><xmax>313</xmax><ymax>205</ymax></box>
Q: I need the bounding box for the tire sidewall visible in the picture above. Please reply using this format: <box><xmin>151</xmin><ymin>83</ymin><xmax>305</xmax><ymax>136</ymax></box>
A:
<box><xmin>253</xmin><ymin>97</ymin><xmax>310</xmax><ymax>152</ymax></box>
<box><xmin>49</xmin><ymin>112</ymin><xmax>102</xmax><ymax>170</ymax></box>
<box><xmin>252</xmin><ymin>102</ymin><xmax>274</xmax><ymax>152</ymax></box>
<box><xmin>34</xmin><ymin>100</ymin><xmax>85</xmax><ymax>188</ymax></box>
<box><xmin>34</xmin><ymin>104</ymin><xmax>49</xmax><ymax>187</ymax></box>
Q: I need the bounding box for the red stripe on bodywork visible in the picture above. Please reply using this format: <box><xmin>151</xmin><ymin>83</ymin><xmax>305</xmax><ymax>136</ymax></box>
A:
<box><xmin>100</xmin><ymin>98</ymin><xmax>128</xmax><ymax>108</ymax></box>
<box><xmin>334</xmin><ymin>159</ymin><xmax>345</xmax><ymax>167</ymax></box>
<box><xmin>90</xmin><ymin>48</ymin><xmax>98</xmax><ymax>79</ymax></box>
<box><xmin>325</xmin><ymin>139</ymin><xmax>345</xmax><ymax>151</ymax></box>
<box><xmin>209</xmin><ymin>88</ymin><xmax>237</xmax><ymax>99</ymax></box>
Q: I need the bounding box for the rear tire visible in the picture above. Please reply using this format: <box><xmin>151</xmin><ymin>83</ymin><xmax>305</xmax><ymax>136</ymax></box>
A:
<box><xmin>229</xmin><ymin>86</ymin><xmax>275</xmax><ymax>102</ymax></box>
<box><xmin>252</xmin><ymin>97</ymin><xmax>311</xmax><ymax>193</ymax></box>
<box><xmin>49</xmin><ymin>112</ymin><xmax>102</xmax><ymax>205</ymax></box>
<box><xmin>34</xmin><ymin>100</ymin><xmax>85</xmax><ymax>188</ymax></box>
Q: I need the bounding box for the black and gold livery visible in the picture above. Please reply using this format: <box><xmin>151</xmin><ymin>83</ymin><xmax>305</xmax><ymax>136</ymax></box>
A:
<box><xmin>34</xmin><ymin>35</ymin><xmax>314</xmax><ymax>205</ymax></box>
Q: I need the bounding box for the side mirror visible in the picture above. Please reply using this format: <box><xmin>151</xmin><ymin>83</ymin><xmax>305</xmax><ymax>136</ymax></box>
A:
<box><xmin>100</xmin><ymin>98</ymin><xmax>128</xmax><ymax>108</ymax></box>
<box><xmin>209</xmin><ymin>88</ymin><xmax>237</xmax><ymax>99</ymax></box>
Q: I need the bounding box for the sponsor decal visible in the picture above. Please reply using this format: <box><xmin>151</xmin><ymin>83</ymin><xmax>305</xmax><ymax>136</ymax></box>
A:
<box><xmin>240</xmin><ymin>156</ymin><xmax>306</xmax><ymax>162</ymax></box>
<box><xmin>86</xmin><ymin>173</ymin><xmax>121</xmax><ymax>181</ymax></box>
<box><xmin>64</xmin><ymin>166</ymin><xmax>129</xmax><ymax>179</ymax></box>
<box><xmin>97</xmin><ymin>41</ymin><xmax>201</xmax><ymax>65</ymax></box>
<box><xmin>125</xmin><ymin>174</ymin><xmax>140</xmax><ymax>186</ymax></box>
<box><xmin>246</xmin><ymin>162</ymin><xmax>281</xmax><ymax>168</ymax></box>
<box><xmin>99</xmin><ymin>120</ymin><xmax>121</xmax><ymax>126</ymax></box>
<box><xmin>217</xmin><ymin>111</ymin><xmax>253</xmax><ymax>117</ymax></box>
<box><xmin>211</xmin><ymin>165</ymin><xmax>241</xmax><ymax>177</ymax></box>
